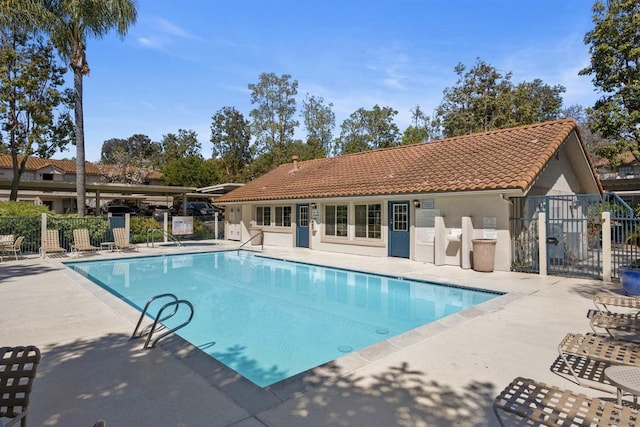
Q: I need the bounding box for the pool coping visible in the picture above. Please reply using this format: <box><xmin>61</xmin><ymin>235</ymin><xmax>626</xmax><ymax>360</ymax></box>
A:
<box><xmin>60</xmin><ymin>249</ymin><xmax>525</xmax><ymax>416</ymax></box>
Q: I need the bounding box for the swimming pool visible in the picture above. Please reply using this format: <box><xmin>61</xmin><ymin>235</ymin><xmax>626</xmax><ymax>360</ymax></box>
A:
<box><xmin>67</xmin><ymin>251</ymin><xmax>501</xmax><ymax>387</ymax></box>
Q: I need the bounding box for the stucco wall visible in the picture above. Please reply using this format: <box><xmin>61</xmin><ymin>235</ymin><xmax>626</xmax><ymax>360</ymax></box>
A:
<box><xmin>413</xmin><ymin>194</ymin><xmax>512</xmax><ymax>271</ymax></box>
<box><xmin>238</xmin><ymin>195</ymin><xmax>513</xmax><ymax>271</ymax></box>
<box><xmin>528</xmin><ymin>138</ymin><xmax>590</xmax><ymax>196</ymax></box>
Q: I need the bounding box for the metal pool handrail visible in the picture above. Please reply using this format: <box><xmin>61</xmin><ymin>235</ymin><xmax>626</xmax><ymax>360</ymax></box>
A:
<box><xmin>131</xmin><ymin>293</ymin><xmax>194</xmax><ymax>349</ymax></box>
<box><xmin>237</xmin><ymin>229</ymin><xmax>264</xmax><ymax>254</ymax></box>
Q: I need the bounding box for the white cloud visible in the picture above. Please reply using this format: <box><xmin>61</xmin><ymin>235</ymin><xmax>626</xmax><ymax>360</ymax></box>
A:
<box><xmin>152</xmin><ymin>17</ymin><xmax>203</xmax><ymax>41</ymax></box>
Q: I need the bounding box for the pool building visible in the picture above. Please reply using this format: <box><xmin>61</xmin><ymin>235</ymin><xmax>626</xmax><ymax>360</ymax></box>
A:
<box><xmin>215</xmin><ymin>119</ymin><xmax>602</xmax><ymax>272</ymax></box>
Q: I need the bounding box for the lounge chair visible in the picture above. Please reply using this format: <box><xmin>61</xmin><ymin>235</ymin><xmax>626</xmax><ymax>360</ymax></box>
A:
<box><xmin>72</xmin><ymin>229</ymin><xmax>100</xmax><ymax>256</ymax></box>
<box><xmin>558</xmin><ymin>332</ymin><xmax>640</xmax><ymax>391</ymax></box>
<box><xmin>41</xmin><ymin>229</ymin><xmax>66</xmax><ymax>257</ymax></box>
<box><xmin>494</xmin><ymin>376</ymin><xmax>640</xmax><ymax>426</ymax></box>
<box><xmin>591</xmin><ymin>311</ymin><xmax>640</xmax><ymax>341</ymax></box>
<box><xmin>0</xmin><ymin>346</ymin><xmax>41</xmax><ymax>427</ymax></box>
<box><xmin>112</xmin><ymin>227</ymin><xmax>137</xmax><ymax>251</ymax></box>
<box><xmin>594</xmin><ymin>292</ymin><xmax>640</xmax><ymax>313</ymax></box>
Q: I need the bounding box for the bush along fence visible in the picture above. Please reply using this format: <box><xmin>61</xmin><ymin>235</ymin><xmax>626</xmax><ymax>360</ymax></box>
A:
<box><xmin>0</xmin><ymin>213</ymin><xmax>223</xmax><ymax>255</ymax></box>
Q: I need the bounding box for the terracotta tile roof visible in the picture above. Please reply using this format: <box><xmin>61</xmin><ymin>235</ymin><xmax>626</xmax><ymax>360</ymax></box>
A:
<box><xmin>592</xmin><ymin>151</ymin><xmax>637</xmax><ymax>169</ymax></box>
<box><xmin>0</xmin><ymin>154</ymin><xmax>102</xmax><ymax>174</ymax></box>
<box><xmin>0</xmin><ymin>154</ymin><xmax>163</xmax><ymax>180</ymax></box>
<box><xmin>217</xmin><ymin>119</ymin><xmax>601</xmax><ymax>203</ymax></box>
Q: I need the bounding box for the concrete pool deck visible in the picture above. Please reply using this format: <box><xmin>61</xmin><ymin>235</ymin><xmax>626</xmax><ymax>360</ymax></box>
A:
<box><xmin>0</xmin><ymin>241</ymin><xmax>623</xmax><ymax>426</ymax></box>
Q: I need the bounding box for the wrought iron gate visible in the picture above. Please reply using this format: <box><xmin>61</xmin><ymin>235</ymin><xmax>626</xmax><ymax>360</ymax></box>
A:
<box><xmin>511</xmin><ymin>195</ymin><xmax>602</xmax><ymax>278</ymax></box>
<box><xmin>604</xmin><ymin>193</ymin><xmax>640</xmax><ymax>279</ymax></box>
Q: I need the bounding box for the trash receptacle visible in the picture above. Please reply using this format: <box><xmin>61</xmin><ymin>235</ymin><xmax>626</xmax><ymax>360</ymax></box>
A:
<box><xmin>249</xmin><ymin>227</ymin><xmax>263</xmax><ymax>246</ymax></box>
<box><xmin>472</xmin><ymin>239</ymin><xmax>496</xmax><ymax>272</ymax></box>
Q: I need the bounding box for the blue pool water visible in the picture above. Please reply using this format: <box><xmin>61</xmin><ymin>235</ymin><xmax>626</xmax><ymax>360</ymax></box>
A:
<box><xmin>67</xmin><ymin>251</ymin><xmax>501</xmax><ymax>387</ymax></box>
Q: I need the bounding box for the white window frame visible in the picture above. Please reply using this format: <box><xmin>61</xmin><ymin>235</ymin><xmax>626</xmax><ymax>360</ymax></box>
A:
<box><xmin>355</xmin><ymin>203</ymin><xmax>382</xmax><ymax>239</ymax></box>
<box><xmin>256</xmin><ymin>205</ymin><xmax>292</xmax><ymax>228</ymax></box>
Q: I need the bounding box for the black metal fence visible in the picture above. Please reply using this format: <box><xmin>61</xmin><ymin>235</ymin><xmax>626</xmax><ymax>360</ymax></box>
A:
<box><xmin>510</xmin><ymin>197</ymin><xmax>540</xmax><ymax>273</ymax></box>
<box><xmin>511</xmin><ymin>193</ymin><xmax>640</xmax><ymax>280</ymax></box>
<box><xmin>604</xmin><ymin>193</ymin><xmax>640</xmax><ymax>279</ymax></box>
<box><xmin>0</xmin><ymin>215</ymin><xmax>224</xmax><ymax>255</ymax></box>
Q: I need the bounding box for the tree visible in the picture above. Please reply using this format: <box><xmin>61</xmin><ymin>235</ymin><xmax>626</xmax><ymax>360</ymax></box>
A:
<box><xmin>100</xmin><ymin>134</ymin><xmax>161</xmax><ymax>165</ymax></box>
<box><xmin>579</xmin><ymin>0</ymin><xmax>640</xmax><ymax>164</ymax></box>
<box><xmin>512</xmin><ymin>79</ymin><xmax>565</xmax><ymax>124</ymax></box>
<box><xmin>162</xmin><ymin>156</ymin><xmax>219</xmax><ymax>187</ymax></box>
<box><xmin>337</xmin><ymin>105</ymin><xmax>400</xmax><ymax>154</ymax></box>
<box><xmin>302</xmin><ymin>94</ymin><xmax>335</xmax><ymax>157</ymax></box>
<box><xmin>248</xmin><ymin>72</ymin><xmax>299</xmax><ymax>168</ymax></box>
<box><xmin>401</xmin><ymin>105</ymin><xmax>435</xmax><ymax>145</ymax></box>
<box><xmin>98</xmin><ymin>134</ymin><xmax>161</xmax><ymax>184</ymax></box>
<box><xmin>42</xmin><ymin>0</ymin><xmax>137</xmax><ymax>216</ymax></box>
<box><xmin>0</xmin><ymin>17</ymin><xmax>73</xmax><ymax>200</ymax></box>
<box><xmin>436</xmin><ymin>58</ymin><xmax>565</xmax><ymax>137</ymax></box>
<box><xmin>210</xmin><ymin>106</ymin><xmax>252</xmax><ymax>182</ymax></box>
<box><xmin>161</xmin><ymin>129</ymin><xmax>201</xmax><ymax>164</ymax></box>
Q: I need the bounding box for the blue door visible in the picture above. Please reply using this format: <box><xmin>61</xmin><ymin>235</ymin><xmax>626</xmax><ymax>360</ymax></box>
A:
<box><xmin>296</xmin><ymin>204</ymin><xmax>310</xmax><ymax>248</ymax></box>
<box><xmin>388</xmin><ymin>201</ymin><xmax>410</xmax><ymax>258</ymax></box>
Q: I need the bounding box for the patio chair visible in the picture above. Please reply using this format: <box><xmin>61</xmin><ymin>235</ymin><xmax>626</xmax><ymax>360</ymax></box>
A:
<box><xmin>112</xmin><ymin>228</ymin><xmax>137</xmax><ymax>251</ymax></box>
<box><xmin>41</xmin><ymin>229</ymin><xmax>66</xmax><ymax>257</ymax></box>
<box><xmin>0</xmin><ymin>234</ymin><xmax>14</xmax><ymax>261</ymax></box>
<box><xmin>558</xmin><ymin>332</ymin><xmax>640</xmax><ymax>391</ymax></box>
<box><xmin>72</xmin><ymin>229</ymin><xmax>100</xmax><ymax>256</ymax></box>
<box><xmin>494</xmin><ymin>376</ymin><xmax>640</xmax><ymax>426</ymax></box>
<box><xmin>0</xmin><ymin>346</ymin><xmax>41</xmax><ymax>427</ymax></box>
<box><xmin>2</xmin><ymin>236</ymin><xmax>25</xmax><ymax>261</ymax></box>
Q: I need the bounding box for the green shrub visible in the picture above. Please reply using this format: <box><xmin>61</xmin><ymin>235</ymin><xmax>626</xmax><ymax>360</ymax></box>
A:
<box><xmin>130</xmin><ymin>216</ymin><xmax>161</xmax><ymax>243</ymax></box>
<box><xmin>0</xmin><ymin>201</ymin><xmax>52</xmax><ymax>217</ymax></box>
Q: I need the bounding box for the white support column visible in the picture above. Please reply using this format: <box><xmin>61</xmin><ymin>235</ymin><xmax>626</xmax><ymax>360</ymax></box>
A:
<box><xmin>40</xmin><ymin>212</ymin><xmax>47</xmax><ymax>258</ymax></box>
<box><xmin>602</xmin><ymin>211</ymin><xmax>612</xmax><ymax>282</ymax></box>
<box><xmin>434</xmin><ymin>216</ymin><xmax>446</xmax><ymax>266</ymax></box>
<box><xmin>214</xmin><ymin>212</ymin><xmax>219</xmax><ymax>241</ymax></box>
<box><xmin>125</xmin><ymin>213</ymin><xmax>131</xmax><ymax>238</ymax></box>
<box><xmin>538</xmin><ymin>212</ymin><xmax>547</xmax><ymax>276</ymax></box>
<box><xmin>461</xmin><ymin>216</ymin><xmax>473</xmax><ymax>269</ymax></box>
<box><xmin>163</xmin><ymin>212</ymin><xmax>169</xmax><ymax>243</ymax></box>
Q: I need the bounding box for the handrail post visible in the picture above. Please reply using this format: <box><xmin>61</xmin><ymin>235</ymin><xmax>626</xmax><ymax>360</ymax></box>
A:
<box><xmin>237</xmin><ymin>229</ymin><xmax>264</xmax><ymax>254</ymax></box>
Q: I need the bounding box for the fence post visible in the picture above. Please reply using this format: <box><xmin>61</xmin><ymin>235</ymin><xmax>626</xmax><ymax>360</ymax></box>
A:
<box><xmin>602</xmin><ymin>211</ymin><xmax>612</xmax><ymax>282</ymax></box>
<box><xmin>214</xmin><ymin>212</ymin><xmax>219</xmax><ymax>241</ymax></box>
<box><xmin>538</xmin><ymin>212</ymin><xmax>547</xmax><ymax>276</ymax></box>
<box><xmin>163</xmin><ymin>212</ymin><xmax>169</xmax><ymax>243</ymax></box>
<box><xmin>40</xmin><ymin>212</ymin><xmax>47</xmax><ymax>258</ymax></box>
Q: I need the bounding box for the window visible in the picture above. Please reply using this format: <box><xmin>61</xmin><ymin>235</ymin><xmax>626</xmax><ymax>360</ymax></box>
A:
<box><xmin>393</xmin><ymin>203</ymin><xmax>408</xmax><ymax>231</ymax></box>
<box><xmin>275</xmin><ymin>206</ymin><xmax>292</xmax><ymax>227</ymax></box>
<box><xmin>619</xmin><ymin>166</ymin><xmax>633</xmax><ymax>176</ymax></box>
<box><xmin>325</xmin><ymin>204</ymin><xmax>348</xmax><ymax>237</ymax></box>
<box><xmin>298</xmin><ymin>205</ymin><xmax>309</xmax><ymax>227</ymax></box>
<box><xmin>42</xmin><ymin>173</ymin><xmax>54</xmax><ymax>181</ymax></box>
<box><xmin>355</xmin><ymin>204</ymin><xmax>382</xmax><ymax>239</ymax></box>
<box><xmin>256</xmin><ymin>206</ymin><xmax>271</xmax><ymax>226</ymax></box>
<box><xmin>257</xmin><ymin>206</ymin><xmax>291</xmax><ymax>227</ymax></box>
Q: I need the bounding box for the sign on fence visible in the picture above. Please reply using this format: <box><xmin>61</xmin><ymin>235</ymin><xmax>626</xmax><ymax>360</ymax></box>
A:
<box><xmin>172</xmin><ymin>216</ymin><xmax>193</xmax><ymax>235</ymax></box>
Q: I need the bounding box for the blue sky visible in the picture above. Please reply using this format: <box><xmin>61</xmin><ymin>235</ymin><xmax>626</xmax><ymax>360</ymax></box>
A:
<box><xmin>68</xmin><ymin>0</ymin><xmax>600</xmax><ymax>162</ymax></box>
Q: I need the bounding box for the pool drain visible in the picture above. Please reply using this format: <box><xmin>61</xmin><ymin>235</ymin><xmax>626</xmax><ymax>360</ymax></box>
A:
<box><xmin>337</xmin><ymin>345</ymin><xmax>353</xmax><ymax>353</ymax></box>
<box><xmin>375</xmin><ymin>328</ymin><xmax>389</xmax><ymax>334</ymax></box>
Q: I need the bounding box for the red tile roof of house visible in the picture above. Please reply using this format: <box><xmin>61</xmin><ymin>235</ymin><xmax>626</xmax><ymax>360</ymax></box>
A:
<box><xmin>217</xmin><ymin>119</ymin><xmax>601</xmax><ymax>203</ymax></box>
<box><xmin>0</xmin><ymin>154</ymin><xmax>163</xmax><ymax>180</ymax></box>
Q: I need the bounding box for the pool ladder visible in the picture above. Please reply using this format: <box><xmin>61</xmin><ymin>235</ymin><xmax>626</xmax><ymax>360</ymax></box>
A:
<box><xmin>131</xmin><ymin>293</ymin><xmax>194</xmax><ymax>350</ymax></box>
<box><xmin>146</xmin><ymin>228</ymin><xmax>183</xmax><ymax>248</ymax></box>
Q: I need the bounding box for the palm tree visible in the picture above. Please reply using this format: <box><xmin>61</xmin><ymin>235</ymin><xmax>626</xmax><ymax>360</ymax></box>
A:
<box><xmin>42</xmin><ymin>0</ymin><xmax>137</xmax><ymax>216</ymax></box>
